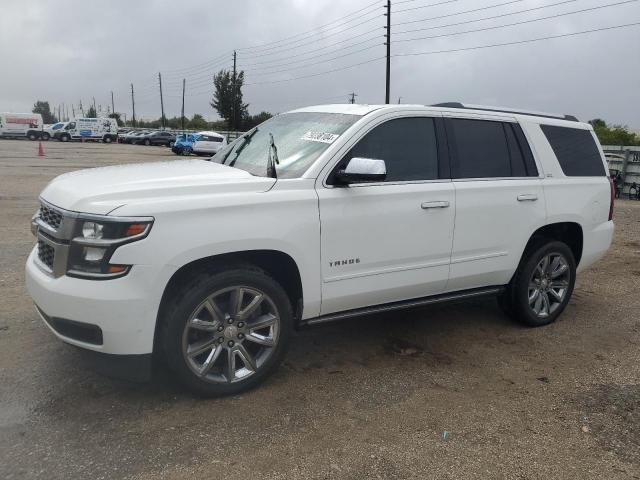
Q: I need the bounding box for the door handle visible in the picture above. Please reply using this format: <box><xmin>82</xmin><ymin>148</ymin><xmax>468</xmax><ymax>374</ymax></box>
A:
<box><xmin>421</xmin><ymin>201</ymin><xmax>450</xmax><ymax>209</ymax></box>
<box><xmin>517</xmin><ymin>194</ymin><xmax>538</xmax><ymax>202</ymax></box>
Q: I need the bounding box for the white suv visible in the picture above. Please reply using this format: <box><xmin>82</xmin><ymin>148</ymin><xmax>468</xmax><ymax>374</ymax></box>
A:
<box><xmin>26</xmin><ymin>103</ymin><xmax>614</xmax><ymax>396</ymax></box>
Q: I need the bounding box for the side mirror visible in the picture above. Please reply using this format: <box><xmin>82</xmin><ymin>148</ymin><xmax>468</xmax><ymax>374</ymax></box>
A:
<box><xmin>335</xmin><ymin>157</ymin><xmax>387</xmax><ymax>184</ymax></box>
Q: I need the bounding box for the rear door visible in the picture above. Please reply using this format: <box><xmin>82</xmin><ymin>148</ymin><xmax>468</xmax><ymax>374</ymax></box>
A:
<box><xmin>317</xmin><ymin>115</ymin><xmax>455</xmax><ymax>315</ymax></box>
<box><xmin>444</xmin><ymin>114</ymin><xmax>547</xmax><ymax>291</ymax></box>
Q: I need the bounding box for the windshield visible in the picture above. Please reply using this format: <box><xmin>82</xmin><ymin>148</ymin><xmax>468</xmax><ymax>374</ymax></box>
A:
<box><xmin>212</xmin><ymin>112</ymin><xmax>360</xmax><ymax>178</ymax></box>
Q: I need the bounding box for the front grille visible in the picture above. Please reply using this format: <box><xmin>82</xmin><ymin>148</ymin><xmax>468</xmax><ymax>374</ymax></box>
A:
<box><xmin>37</xmin><ymin>240</ymin><xmax>55</xmax><ymax>269</ymax></box>
<box><xmin>39</xmin><ymin>203</ymin><xmax>63</xmax><ymax>229</ymax></box>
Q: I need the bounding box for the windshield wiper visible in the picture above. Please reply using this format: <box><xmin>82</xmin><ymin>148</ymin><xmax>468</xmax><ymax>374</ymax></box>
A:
<box><xmin>267</xmin><ymin>132</ymin><xmax>279</xmax><ymax>179</ymax></box>
<box><xmin>226</xmin><ymin>127</ymin><xmax>258</xmax><ymax>166</ymax></box>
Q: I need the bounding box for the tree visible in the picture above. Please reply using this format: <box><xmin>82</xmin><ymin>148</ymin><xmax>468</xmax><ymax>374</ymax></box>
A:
<box><xmin>32</xmin><ymin>101</ymin><xmax>57</xmax><ymax>124</ymax></box>
<box><xmin>211</xmin><ymin>69</ymin><xmax>248</xmax><ymax>130</ymax></box>
<box><xmin>589</xmin><ymin>119</ymin><xmax>640</xmax><ymax>146</ymax></box>
<box><xmin>108</xmin><ymin>112</ymin><xmax>123</xmax><ymax>127</ymax></box>
<box><xmin>188</xmin><ymin>113</ymin><xmax>208</xmax><ymax>131</ymax></box>
<box><xmin>86</xmin><ymin>106</ymin><xmax>97</xmax><ymax>118</ymax></box>
<box><xmin>244</xmin><ymin>111</ymin><xmax>272</xmax><ymax>130</ymax></box>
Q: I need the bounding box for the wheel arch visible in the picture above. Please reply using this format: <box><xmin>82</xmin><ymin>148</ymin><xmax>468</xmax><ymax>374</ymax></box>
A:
<box><xmin>522</xmin><ymin>222</ymin><xmax>584</xmax><ymax>267</ymax></box>
<box><xmin>154</xmin><ymin>249</ymin><xmax>304</xmax><ymax>354</ymax></box>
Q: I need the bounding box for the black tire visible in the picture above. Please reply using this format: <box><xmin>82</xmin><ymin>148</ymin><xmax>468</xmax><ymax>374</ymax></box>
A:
<box><xmin>181</xmin><ymin>147</ymin><xmax>191</xmax><ymax>156</ymax></box>
<box><xmin>103</xmin><ymin>135</ymin><xmax>112</xmax><ymax>144</ymax></box>
<box><xmin>41</xmin><ymin>132</ymin><xmax>50</xmax><ymax>141</ymax></box>
<box><xmin>503</xmin><ymin>240</ymin><xmax>576</xmax><ymax>327</ymax></box>
<box><xmin>60</xmin><ymin>134</ymin><xmax>70</xmax><ymax>142</ymax></box>
<box><xmin>161</xmin><ymin>265</ymin><xmax>293</xmax><ymax>396</ymax></box>
<box><xmin>27</xmin><ymin>131</ymin><xmax>38</xmax><ymax>141</ymax></box>
<box><xmin>144</xmin><ymin>139</ymin><xmax>151</xmax><ymax>146</ymax></box>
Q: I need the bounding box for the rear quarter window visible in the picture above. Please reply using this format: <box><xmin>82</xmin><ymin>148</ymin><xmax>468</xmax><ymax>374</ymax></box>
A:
<box><xmin>540</xmin><ymin>125</ymin><xmax>605</xmax><ymax>176</ymax></box>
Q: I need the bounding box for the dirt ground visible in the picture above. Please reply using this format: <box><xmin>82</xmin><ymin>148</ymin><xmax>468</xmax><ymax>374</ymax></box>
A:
<box><xmin>0</xmin><ymin>139</ymin><xmax>639</xmax><ymax>479</ymax></box>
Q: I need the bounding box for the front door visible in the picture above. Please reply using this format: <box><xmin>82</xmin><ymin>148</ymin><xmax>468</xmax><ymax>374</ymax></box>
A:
<box><xmin>317</xmin><ymin>116</ymin><xmax>455</xmax><ymax>315</ymax></box>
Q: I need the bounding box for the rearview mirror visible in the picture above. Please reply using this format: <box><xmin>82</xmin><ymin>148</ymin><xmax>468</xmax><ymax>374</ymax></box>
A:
<box><xmin>335</xmin><ymin>157</ymin><xmax>387</xmax><ymax>184</ymax></box>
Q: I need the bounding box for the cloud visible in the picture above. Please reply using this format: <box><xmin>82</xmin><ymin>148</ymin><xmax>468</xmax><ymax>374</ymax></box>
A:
<box><xmin>0</xmin><ymin>0</ymin><xmax>638</xmax><ymax>125</ymax></box>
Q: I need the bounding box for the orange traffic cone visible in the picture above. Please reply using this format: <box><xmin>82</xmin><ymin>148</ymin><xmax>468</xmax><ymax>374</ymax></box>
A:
<box><xmin>38</xmin><ymin>141</ymin><xmax>45</xmax><ymax>157</ymax></box>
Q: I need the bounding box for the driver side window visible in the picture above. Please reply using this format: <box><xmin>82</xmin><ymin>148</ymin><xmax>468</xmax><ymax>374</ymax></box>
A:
<box><xmin>330</xmin><ymin>117</ymin><xmax>440</xmax><ymax>184</ymax></box>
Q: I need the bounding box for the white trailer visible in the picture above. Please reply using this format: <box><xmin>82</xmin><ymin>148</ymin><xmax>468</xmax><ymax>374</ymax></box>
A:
<box><xmin>54</xmin><ymin>117</ymin><xmax>118</xmax><ymax>143</ymax></box>
<box><xmin>0</xmin><ymin>113</ymin><xmax>44</xmax><ymax>140</ymax></box>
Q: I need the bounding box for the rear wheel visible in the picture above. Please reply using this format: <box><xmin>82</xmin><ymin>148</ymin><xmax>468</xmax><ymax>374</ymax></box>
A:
<box><xmin>501</xmin><ymin>240</ymin><xmax>576</xmax><ymax>327</ymax></box>
<box><xmin>180</xmin><ymin>147</ymin><xmax>191</xmax><ymax>156</ymax></box>
<box><xmin>41</xmin><ymin>132</ymin><xmax>50</xmax><ymax>141</ymax></box>
<box><xmin>144</xmin><ymin>139</ymin><xmax>151</xmax><ymax>146</ymax></box>
<box><xmin>27</xmin><ymin>131</ymin><xmax>38</xmax><ymax>141</ymax></box>
<box><xmin>162</xmin><ymin>266</ymin><xmax>293</xmax><ymax>396</ymax></box>
<box><xmin>103</xmin><ymin>135</ymin><xmax>112</xmax><ymax>143</ymax></box>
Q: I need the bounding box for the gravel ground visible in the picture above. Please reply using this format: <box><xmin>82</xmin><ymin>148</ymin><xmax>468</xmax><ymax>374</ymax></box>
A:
<box><xmin>0</xmin><ymin>139</ymin><xmax>639</xmax><ymax>479</ymax></box>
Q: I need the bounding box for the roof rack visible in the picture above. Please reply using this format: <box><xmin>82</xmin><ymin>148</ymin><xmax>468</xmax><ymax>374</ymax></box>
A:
<box><xmin>431</xmin><ymin>102</ymin><xmax>579</xmax><ymax>122</ymax></box>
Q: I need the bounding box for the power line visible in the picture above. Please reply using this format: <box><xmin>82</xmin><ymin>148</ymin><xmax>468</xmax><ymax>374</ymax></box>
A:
<box><xmin>394</xmin><ymin>0</ymin><xmax>580</xmax><ymax>36</ymax></box>
<box><xmin>392</xmin><ymin>0</ymin><xmax>459</xmax><ymax>14</ymax></box>
<box><xmin>394</xmin><ymin>0</ymin><xmax>638</xmax><ymax>43</ymax></box>
<box><xmin>393</xmin><ymin>0</ymin><xmax>525</xmax><ymax>27</ymax></box>
<box><xmin>393</xmin><ymin>21</ymin><xmax>640</xmax><ymax>58</ymax></box>
<box><xmin>237</xmin><ymin>0</ymin><xmax>382</xmax><ymax>52</ymax></box>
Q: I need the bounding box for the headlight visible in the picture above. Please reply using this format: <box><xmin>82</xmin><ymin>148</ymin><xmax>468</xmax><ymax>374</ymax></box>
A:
<box><xmin>67</xmin><ymin>217</ymin><xmax>153</xmax><ymax>279</ymax></box>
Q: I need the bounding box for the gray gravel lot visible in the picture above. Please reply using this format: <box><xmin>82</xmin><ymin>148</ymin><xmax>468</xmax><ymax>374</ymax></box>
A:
<box><xmin>0</xmin><ymin>139</ymin><xmax>639</xmax><ymax>479</ymax></box>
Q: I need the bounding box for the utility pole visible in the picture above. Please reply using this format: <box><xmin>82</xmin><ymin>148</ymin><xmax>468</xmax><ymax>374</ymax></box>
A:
<box><xmin>397</xmin><ymin>96</ymin><xmax>402</xmax><ymax>104</ymax></box>
<box><xmin>158</xmin><ymin>72</ymin><xmax>165</xmax><ymax>129</ymax></box>
<box><xmin>111</xmin><ymin>91</ymin><xmax>115</xmax><ymax>116</ymax></box>
<box><xmin>348</xmin><ymin>92</ymin><xmax>358</xmax><ymax>104</ymax></box>
<box><xmin>79</xmin><ymin>100</ymin><xmax>84</xmax><ymax>116</ymax></box>
<box><xmin>130</xmin><ymin>83</ymin><xmax>136</xmax><ymax>128</ymax></box>
<box><xmin>232</xmin><ymin>50</ymin><xmax>237</xmax><ymax>132</ymax></box>
<box><xmin>71</xmin><ymin>105</ymin><xmax>75</xmax><ymax>118</ymax></box>
<box><xmin>92</xmin><ymin>97</ymin><xmax>96</xmax><ymax>113</ymax></box>
<box><xmin>384</xmin><ymin>0</ymin><xmax>391</xmax><ymax>104</ymax></box>
<box><xmin>181</xmin><ymin>78</ymin><xmax>186</xmax><ymax>131</ymax></box>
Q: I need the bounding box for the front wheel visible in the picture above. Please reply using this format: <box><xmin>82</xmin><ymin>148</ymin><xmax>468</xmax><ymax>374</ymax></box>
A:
<box><xmin>502</xmin><ymin>241</ymin><xmax>576</xmax><ymax>327</ymax></box>
<box><xmin>162</xmin><ymin>267</ymin><xmax>293</xmax><ymax>396</ymax></box>
<box><xmin>144</xmin><ymin>139</ymin><xmax>151</xmax><ymax>146</ymax></box>
<box><xmin>60</xmin><ymin>134</ymin><xmax>70</xmax><ymax>142</ymax></box>
<box><xmin>41</xmin><ymin>132</ymin><xmax>50</xmax><ymax>141</ymax></box>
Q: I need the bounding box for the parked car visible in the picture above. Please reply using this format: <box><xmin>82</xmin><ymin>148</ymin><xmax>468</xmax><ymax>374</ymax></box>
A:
<box><xmin>26</xmin><ymin>103</ymin><xmax>614</xmax><ymax>396</ymax></box>
<box><xmin>122</xmin><ymin>130</ymin><xmax>148</xmax><ymax>144</ymax></box>
<box><xmin>44</xmin><ymin>122</ymin><xmax>68</xmax><ymax>141</ymax></box>
<box><xmin>53</xmin><ymin>117</ymin><xmax>118</xmax><ymax>143</ymax></box>
<box><xmin>134</xmin><ymin>130</ymin><xmax>176</xmax><ymax>147</ymax></box>
<box><xmin>192</xmin><ymin>131</ymin><xmax>227</xmax><ymax>156</ymax></box>
<box><xmin>172</xmin><ymin>132</ymin><xmax>201</xmax><ymax>155</ymax></box>
<box><xmin>0</xmin><ymin>112</ymin><xmax>44</xmax><ymax>140</ymax></box>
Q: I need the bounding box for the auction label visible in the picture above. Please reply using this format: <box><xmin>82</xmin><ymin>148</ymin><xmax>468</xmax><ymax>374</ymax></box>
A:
<box><xmin>301</xmin><ymin>131</ymin><xmax>339</xmax><ymax>144</ymax></box>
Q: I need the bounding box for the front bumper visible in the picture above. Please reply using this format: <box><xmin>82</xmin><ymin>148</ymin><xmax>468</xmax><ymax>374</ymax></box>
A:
<box><xmin>26</xmin><ymin>247</ymin><xmax>161</xmax><ymax>356</ymax></box>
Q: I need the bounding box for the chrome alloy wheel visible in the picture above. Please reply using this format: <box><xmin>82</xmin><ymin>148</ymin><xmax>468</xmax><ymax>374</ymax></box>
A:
<box><xmin>182</xmin><ymin>286</ymin><xmax>280</xmax><ymax>383</ymax></box>
<box><xmin>528</xmin><ymin>253</ymin><xmax>571</xmax><ymax>318</ymax></box>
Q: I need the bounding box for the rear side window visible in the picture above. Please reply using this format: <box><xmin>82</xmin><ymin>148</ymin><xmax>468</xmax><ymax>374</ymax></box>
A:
<box><xmin>448</xmin><ymin>119</ymin><xmax>538</xmax><ymax>178</ymax></box>
<box><xmin>342</xmin><ymin>117</ymin><xmax>439</xmax><ymax>182</ymax></box>
<box><xmin>540</xmin><ymin>125</ymin><xmax>605</xmax><ymax>176</ymax></box>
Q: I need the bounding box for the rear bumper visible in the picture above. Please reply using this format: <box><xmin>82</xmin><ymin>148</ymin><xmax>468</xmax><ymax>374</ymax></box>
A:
<box><xmin>578</xmin><ymin>220</ymin><xmax>614</xmax><ymax>272</ymax></box>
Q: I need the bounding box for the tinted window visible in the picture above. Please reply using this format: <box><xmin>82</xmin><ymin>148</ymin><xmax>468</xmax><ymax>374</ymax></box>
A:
<box><xmin>341</xmin><ymin>117</ymin><xmax>439</xmax><ymax>182</ymax></box>
<box><xmin>541</xmin><ymin>125</ymin><xmax>605</xmax><ymax>176</ymax></box>
<box><xmin>449</xmin><ymin>118</ymin><xmax>511</xmax><ymax>178</ymax></box>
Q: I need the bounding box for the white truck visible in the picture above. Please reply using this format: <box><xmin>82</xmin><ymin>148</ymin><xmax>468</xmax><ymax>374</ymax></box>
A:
<box><xmin>53</xmin><ymin>117</ymin><xmax>118</xmax><ymax>143</ymax></box>
<box><xmin>26</xmin><ymin>103</ymin><xmax>614</xmax><ymax>396</ymax></box>
<box><xmin>0</xmin><ymin>112</ymin><xmax>44</xmax><ymax>140</ymax></box>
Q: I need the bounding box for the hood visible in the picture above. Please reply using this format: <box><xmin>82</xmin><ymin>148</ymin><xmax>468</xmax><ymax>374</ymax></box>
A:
<box><xmin>40</xmin><ymin>159</ymin><xmax>275</xmax><ymax>215</ymax></box>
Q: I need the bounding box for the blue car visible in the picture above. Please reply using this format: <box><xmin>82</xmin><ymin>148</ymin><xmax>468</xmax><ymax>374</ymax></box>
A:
<box><xmin>172</xmin><ymin>133</ymin><xmax>201</xmax><ymax>155</ymax></box>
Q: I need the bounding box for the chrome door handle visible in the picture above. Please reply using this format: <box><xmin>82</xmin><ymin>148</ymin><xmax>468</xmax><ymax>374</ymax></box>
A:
<box><xmin>421</xmin><ymin>201</ymin><xmax>450</xmax><ymax>209</ymax></box>
<box><xmin>517</xmin><ymin>194</ymin><xmax>538</xmax><ymax>202</ymax></box>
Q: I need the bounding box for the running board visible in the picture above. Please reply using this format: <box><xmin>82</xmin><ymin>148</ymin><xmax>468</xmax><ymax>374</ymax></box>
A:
<box><xmin>302</xmin><ymin>286</ymin><xmax>505</xmax><ymax>327</ymax></box>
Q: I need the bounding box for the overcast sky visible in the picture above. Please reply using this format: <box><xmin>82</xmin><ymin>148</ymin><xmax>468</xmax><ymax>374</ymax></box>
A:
<box><xmin>1</xmin><ymin>0</ymin><xmax>638</xmax><ymax>126</ymax></box>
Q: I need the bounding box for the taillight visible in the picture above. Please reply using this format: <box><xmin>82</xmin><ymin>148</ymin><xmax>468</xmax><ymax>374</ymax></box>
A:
<box><xmin>608</xmin><ymin>176</ymin><xmax>615</xmax><ymax>221</ymax></box>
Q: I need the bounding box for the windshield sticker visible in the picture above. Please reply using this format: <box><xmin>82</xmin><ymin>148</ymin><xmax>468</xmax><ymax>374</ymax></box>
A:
<box><xmin>301</xmin><ymin>131</ymin><xmax>339</xmax><ymax>144</ymax></box>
